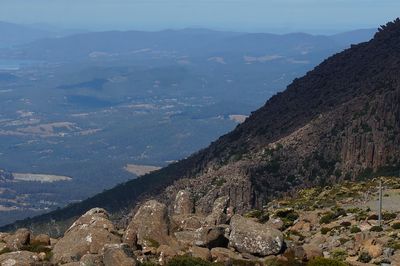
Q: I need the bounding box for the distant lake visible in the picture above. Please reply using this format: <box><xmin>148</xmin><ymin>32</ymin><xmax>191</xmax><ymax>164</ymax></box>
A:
<box><xmin>0</xmin><ymin>60</ymin><xmax>35</xmax><ymax>70</ymax></box>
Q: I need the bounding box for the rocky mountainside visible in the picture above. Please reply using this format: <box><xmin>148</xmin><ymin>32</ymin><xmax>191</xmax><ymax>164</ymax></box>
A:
<box><xmin>2</xmin><ymin>18</ymin><xmax>400</xmax><ymax>243</ymax></box>
<box><xmin>1</xmin><ymin>176</ymin><xmax>400</xmax><ymax>265</ymax></box>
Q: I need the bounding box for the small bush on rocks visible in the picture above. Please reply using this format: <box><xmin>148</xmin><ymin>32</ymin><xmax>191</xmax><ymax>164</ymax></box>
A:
<box><xmin>340</xmin><ymin>221</ymin><xmax>351</xmax><ymax>227</ymax></box>
<box><xmin>387</xmin><ymin>239</ymin><xmax>400</xmax><ymax>250</ymax></box>
<box><xmin>321</xmin><ymin>227</ymin><xmax>332</xmax><ymax>235</ymax></box>
<box><xmin>307</xmin><ymin>257</ymin><xmax>348</xmax><ymax>266</ymax></box>
<box><xmin>350</xmin><ymin>226</ymin><xmax>361</xmax><ymax>233</ymax></box>
<box><xmin>392</xmin><ymin>222</ymin><xmax>400</xmax><ymax>229</ymax></box>
<box><xmin>367</xmin><ymin>214</ymin><xmax>378</xmax><ymax>220</ymax></box>
<box><xmin>370</xmin><ymin>225</ymin><xmax>383</xmax><ymax>232</ymax></box>
<box><xmin>0</xmin><ymin>247</ymin><xmax>11</xmax><ymax>255</ymax></box>
<box><xmin>275</xmin><ymin>209</ymin><xmax>299</xmax><ymax>228</ymax></box>
<box><xmin>244</xmin><ymin>209</ymin><xmax>269</xmax><ymax>223</ymax></box>
<box><xmin>320</xmin><ymin>212</ymin><xmax>336</xmax><ymax>224</ymax></box>
<box><xmin>331</xmin><ymin>249</ymin><xmax>347</xmax><ymax>261</ymax></box>
<box><xmin>357</xmin><ymin>252</ymin><xmax>372</xmax><ymax>263</ymax></box>
<box><xmin>167</xmin><ymin>256</ymin><xmax>221</xmax><ymax>266</ymax></box>
<box><xmin>320</xmin><ymin>208</ymin><xmax>346</xmax><ymax>224</ymax></box>
<box><xmin>382</xmin><ymin>212</ymin><xmax>397</xmax><ymax>220</ymax></box>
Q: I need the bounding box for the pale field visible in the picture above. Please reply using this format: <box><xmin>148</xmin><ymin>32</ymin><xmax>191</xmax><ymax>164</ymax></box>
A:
<box><xmin>124</xmin><ymin>164</ymin><xmax>161</xmax><ymax>177</ymax></box>
<box><xmin>12</xmin><ymin>173</ymin><xmax>72</xmax><ymax>182</ymax></box>
<box><xmin>229</xmin><ymin>114</ymin><xmax>248</xmax><ymax>123</ymax></box>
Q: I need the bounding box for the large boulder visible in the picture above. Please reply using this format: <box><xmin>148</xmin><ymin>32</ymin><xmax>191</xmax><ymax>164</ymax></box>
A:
<box><xmin>32</xmin><ymin>234</ymin><xmax>51</xmax><ymax>246</ymax></box>
<box><xmin>0</xmin><ymin>251</ymin><xmax>39</xmax><ymax>266</ymax></box>
<box><xmin>80</xmin><ymin>254</ymin><xmax>104</xmax><ymax>266</ymax></box>
<box><xmin>5</xmin><ymin>228</ymin><xmax>30</xmax><ymax>251</ymax></box>
<box><xmin>173</xmin><ymin>190</ymin><xmax>194</xmax><ymax>215</ymax></box>
<box><xmin>123</xmin><ymin>200</ymin><xmax>170</xmax><ymax>248</ymax></box>
<box><xmin>228</xmin><ymin>215</ymin><xmax>284</xmax><ymax>256</ymax></box>
<box><xmin>205</xmin><ymin>196</ymin><xmax>230</xmax><ymax>226</ymax></box>
<box><xmin>194</xmin><ymin>226</ymin><xmax>229</xmax><ymax>248</ymax></box>
<box><xmin>189</xmin><ymin>246</ymin><xmax>212</xmax><ymax>261</ymax></box>
<box><xmin>171</xmin><ymin>214</ymin><xmax>203</xmax><ymax>231</ymax></box>
<box><xmin>210</xmin><ymin>247</ymin><xmax>243</xmax><ymax>262</ymax></box>
<box><xmin>103</xmin><ymin>243</ymin><xmax>137</xmax><ymax>266</ymax></box>
<box><xmin>52</xmin><ymin>208</ymin><xmax>121</xmax><ymax>264</ymax></box>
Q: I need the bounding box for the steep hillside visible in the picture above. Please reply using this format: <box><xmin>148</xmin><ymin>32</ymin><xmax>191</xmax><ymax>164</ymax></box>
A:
<box><xmin>2</xmin><ymin>19</ymin><xmax>400</xmax><ymax>234</ymax></box>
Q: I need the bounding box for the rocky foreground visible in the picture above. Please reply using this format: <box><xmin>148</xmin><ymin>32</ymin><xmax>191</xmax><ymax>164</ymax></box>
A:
<box><xmin>1</xmin><ymin>177</ymin><xmax>400</xmax><ymax>265</ymax></box>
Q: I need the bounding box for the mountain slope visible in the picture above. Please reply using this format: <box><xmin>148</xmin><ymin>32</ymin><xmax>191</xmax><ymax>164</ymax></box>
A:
<box><xmin>2</xmin><ymin>19</ymin><xmax>399</xmax><ymax>234</ymax></box>
<box><xmin>0</xmin><ymin>21</ymin><xmax>54</xmax><ymax>46</ymax></box>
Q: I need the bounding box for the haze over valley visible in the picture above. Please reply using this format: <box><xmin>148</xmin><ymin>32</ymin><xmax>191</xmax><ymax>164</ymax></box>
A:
<box><xmin>0</xmin><ymin>22</ymin><xmax>376</xmax><ymax>225</ymax></box>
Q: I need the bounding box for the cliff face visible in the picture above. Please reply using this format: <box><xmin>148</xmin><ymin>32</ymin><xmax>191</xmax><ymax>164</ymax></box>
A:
<box><xmin>155</xmin><ymin>19</ymin><xmax>400</xmax><ymax>214</ymax></box>
<box><xmin>2</xmin><ymin>19</ymin><xmax>400</xmax><ymax>234</ymax></box>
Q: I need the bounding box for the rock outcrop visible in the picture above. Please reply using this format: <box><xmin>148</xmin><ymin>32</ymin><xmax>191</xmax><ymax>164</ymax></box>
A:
<box><xmin>123</xmin><ymin>200</ymin><xmax>170</xmax><ymax>248</ymax></box>
<box><xmin>229</xmin><ymin>215</ymin><xmax>284</xmax><ymax>256</ymax></box>
<box><xmin>52</xmin><ymin>208</ymin><xmax>120</xmax><ymax>264</ymax></box>
<box><xmin>103</xmin><ymin>243</ymin><xmax>137</xmax><ymax>266</ymax></box>
<box><xmin>0</xmin><ymin>251</ymin><xmax>39</xmax><ymax>266</ymax></box>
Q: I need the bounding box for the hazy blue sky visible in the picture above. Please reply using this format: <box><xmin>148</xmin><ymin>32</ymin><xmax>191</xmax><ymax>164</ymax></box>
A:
<box><xmin>1</xmin><ymin>0</ymin><xmax>399</xmax><ymax>33</ymax></box>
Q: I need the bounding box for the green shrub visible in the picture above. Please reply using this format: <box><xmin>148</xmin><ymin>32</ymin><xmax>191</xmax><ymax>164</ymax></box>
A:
<box><xmin>382</xmin><ymin>212</ymin><xmax>397</xmax><ymax>220</ymax></box>
<box><xmin>167</xmin><ymin>256</ymin><xmax>220</xmax><ymax>266</ymax></box>
<box><xmin>370</xmin><ymin>226</ymin><xmax>383</xmax><ymax>232</ymax></box>
<box><xmin>275</xmin><ymin>209</ymin><xmax>299</xmax><ymax>228</ymax></box>
<box><xmin>350</xmin><ymin>226</ymin><xmax>361</xmax><ymax>233</ymax></box>
<box><xmin>346</xmin><ymin>207</ymin><xmax>361</xmax><ymax>214</ymax></box>
<box><xmin>321</xmin><ymin>227</ymin><xmax>332</xmax><ymax>235</ymax></box>
<box><xmin>387</xmin><ymin>239</ymin><xmax>400</xmax><ymax>250</ymax></box>
<box><xmin>21</xmin><ymin>243</ymin><xmax>51</xmax><ymax>253</ymax></box>
<box><xmin>143</xmin><ymin>238</ymin><xmax>160</xmax><ymax>248</ymax></box>
<box><xmin>331</xmin><ymin>249</ymin><xmax>347</xmax><ymax>261</ymax></box>
<box><xmin>244</xmin><ymin>209</ymin><xmax>269</xmax><ymax>223</ymax></box>
<box><xmin>320</xmin><ymin>208</ymin><xmax>346</xmax><ymax>224</ymax></box>
<box><xmin>320</xmin><ymin>212</ymin><xmax>336</xmax><ymax>224</ymax></box>
<box><xmin>367</xmin><ymin>214</ymin><xmax>378</xmax><ymax>220</ymax></box>
<box><xmin>357</xmin><ymin>252</ymin><xmax>372</xmax><ymax>263</ymax></box>
<box><xmin>0</xmin><ymin>247</ymin><xmax>11</xmax><ymax>255</ymax></box>
<box><xmin>392</xmin><ymin>222</ymin><xmax>400</xmax><ymax>229</ymax></box>
<box><xmin>140</xmin><ymin>262</ymin><xmax>160</xmax><ymax>266</ymax></box>
<box><xmin>307</xmin><ymin>257</ymin><xmax>348</xmax><ymax>266</ymax></box>
<box><xmin>340</xmin><ymin>221</ymin><xmax>351</xmax><ymax>227</ymax></box>
<box><xmin>355</xmin><ymin>210</ymin><xmax>368</xmax><ymax>221</ymax></box>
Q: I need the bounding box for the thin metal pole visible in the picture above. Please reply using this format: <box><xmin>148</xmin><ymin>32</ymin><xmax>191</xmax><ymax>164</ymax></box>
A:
<box><xmin>378</xmin><ymin>178</ymin><xmax>383</xmax><ymax>226</ymax></box>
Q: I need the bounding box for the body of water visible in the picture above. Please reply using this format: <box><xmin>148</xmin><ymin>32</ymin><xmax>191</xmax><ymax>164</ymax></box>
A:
<box><xmin>0</xmin><ymin>60</ymin><xmax>36</xmax><ymax>70</ymax></box>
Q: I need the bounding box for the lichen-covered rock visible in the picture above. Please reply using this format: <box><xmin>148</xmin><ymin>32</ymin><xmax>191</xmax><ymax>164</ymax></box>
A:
<box><xmin>80</xmin><ymin>254</ymin><xmax>104</xmax><ymax>266</ymax></box>
<box><xmin>228</xmin><ymin>215</ymin><xmax>284</xmax><ymax>256</ymax></box>
<box><xmin>210</xmin><ymin>247</ymin><xmax>243</xmax><ymax>262</ymax></box>
<box><xmin>157</xmin><ymin>244</ymin><xmax>178</xmax><ymax>255</ymax></box>
<box><xmin>205</xmin><ymin>196</ymin><xmax>230</xmax><ymax>226</ymax></box>
<box><xmin>189</xmin><ymin>246</ymin><xmax>212</xmax><ymax>261</ymax></box>
<box><xmin>194</xmin><ymin>226</ymin><xmax>229</xmax><ymax>248</ymax></box>
<box><xmin>171</xmin><ymin>214</ymin><xmax>203</xmax><ymax>231</ymax></box>
<box><xmin>103</xmin><ymin>243</ymin><xmax>137</xmax><ymax>266</ymax></box>
<box><xmin>0</xmin><ymin>251</ymin><xmax>39</xmax><ymax>266</ymax></box>
<box><xmin>173</xmin><ymin>190</ymin><xmax>193</xmax><ymax>215</ymax></box>
<box><xmin>32</xmin><ymin>234</ymin><xmax>51</xmax><ymax>246</ymax></box>
<box><xmin>0</xmin><ymin>242</ymin><xmax>7</xmax><ymax>253</ymax></box>
<box><xmin>5</xmin><ymin>228</ymin><xmax>30</xmax><ymax>251</ymax></box>
<box><xmin>123</xmin><ymin>200</ymin><xmax>170</xmax><ymax>248</ymax></box>
<box><xmin>52</xmin><ymin>208</ymin><xmax>121</xmax><ymax>264</ymax></box>
<box><xmin>303</xmin><ymin>244</ymin><xmax>323</xmax><ymax>260</ymax></box>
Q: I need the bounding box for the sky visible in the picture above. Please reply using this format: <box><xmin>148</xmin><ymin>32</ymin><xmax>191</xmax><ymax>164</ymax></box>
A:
<box><xmin>0</xmin><ymin>0</ymin><xmax>399</xmax><ymax>34</ymax></box>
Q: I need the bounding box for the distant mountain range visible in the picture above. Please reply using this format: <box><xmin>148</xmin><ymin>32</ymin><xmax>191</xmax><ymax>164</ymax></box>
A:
<box><xmin>0</xmin><ymin>21</ymin><xmax>376</xmax><ymax>60</ymax></box>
